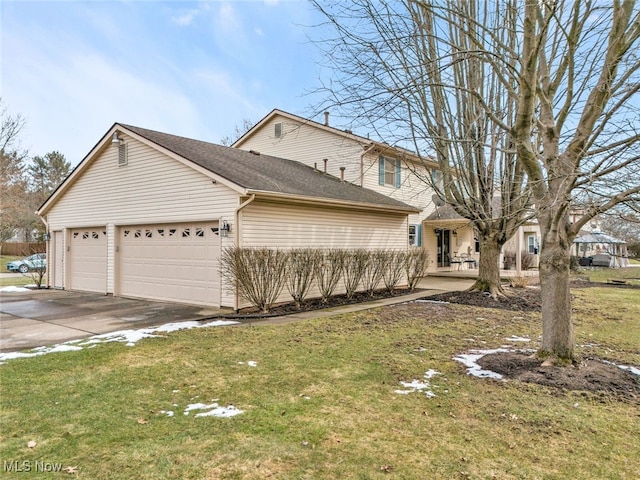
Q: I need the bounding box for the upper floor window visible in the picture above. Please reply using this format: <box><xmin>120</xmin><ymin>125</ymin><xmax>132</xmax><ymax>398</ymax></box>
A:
<box><xmin>378</xmin><ymin>155</ymin><xmax>401</xmax><ymax>188</ymax></box>
<box><xmin>409</xmin><ymin>224</ymin><xmax>422</xmax><ymax>247</ymax></box>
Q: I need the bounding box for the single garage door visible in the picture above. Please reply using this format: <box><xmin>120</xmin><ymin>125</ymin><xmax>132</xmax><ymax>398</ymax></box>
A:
<box><xmin>119</xmin><ymin>222</ymin><xmax>221</xmax><ymax>306</ymax></box>
<box><xmin>69</xmin><ymin>228</ymin><xmax>107</xmax><ymax>293</ymax></box>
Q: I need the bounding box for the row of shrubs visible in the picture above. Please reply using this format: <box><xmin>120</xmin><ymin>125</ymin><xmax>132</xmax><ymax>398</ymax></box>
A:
<box><xmin>220</xmin><ymin>247</ymin><xmax>430</xmax><ymax>313</ymax></box>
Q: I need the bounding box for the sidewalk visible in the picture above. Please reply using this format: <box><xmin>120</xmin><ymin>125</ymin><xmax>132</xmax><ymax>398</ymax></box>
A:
<box><xmin>239</xmin><ymin>276</ymin><xmax>475</xmax><ymax>327</ymax></box>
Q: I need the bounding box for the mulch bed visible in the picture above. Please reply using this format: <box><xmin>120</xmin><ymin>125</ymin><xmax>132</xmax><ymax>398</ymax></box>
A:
<box><xmin>478</xmin><ymin>352</ymin><xmax>640</xmax><ymax>403</ymax></box>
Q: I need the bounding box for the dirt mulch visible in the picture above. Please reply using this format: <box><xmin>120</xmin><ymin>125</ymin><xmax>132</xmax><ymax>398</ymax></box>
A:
<box><xmin>478</xmin><ymin>352</ymin><xmax>640</xmax><ymax>403</ymax></box>
<box><xmin>423</xmin><ymin>286</ymin><xmax>542</xmax><ymax>311</ymax></box>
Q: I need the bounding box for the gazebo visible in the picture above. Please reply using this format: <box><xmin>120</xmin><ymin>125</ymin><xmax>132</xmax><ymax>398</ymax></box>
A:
<box><xmin>573</xmin><ymin>232</ymin><xmax>629</xmax><ymax>267</ymax></box>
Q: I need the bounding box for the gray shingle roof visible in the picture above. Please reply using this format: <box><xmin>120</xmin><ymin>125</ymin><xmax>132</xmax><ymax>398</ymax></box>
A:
<box><xmin>121</xmin><ymin>124</ymin><xmax>419</xmax><ymax>213</ymax></box>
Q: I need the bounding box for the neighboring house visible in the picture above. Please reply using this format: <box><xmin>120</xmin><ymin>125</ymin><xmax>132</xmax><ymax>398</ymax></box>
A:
<box><xmin>233</xmin><ymin>109</ymin><xmax>540</xmax><ymax>273</ymax></box>
<box><xmin>36</xmin><ymin>124</ymin><xmax>418</xmax><ymax>309</ymax></box>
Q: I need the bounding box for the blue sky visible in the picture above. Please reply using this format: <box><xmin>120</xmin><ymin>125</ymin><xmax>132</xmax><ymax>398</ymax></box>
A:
<box><xmin>1</xmin><ymin>0</ymin><xmax>327</xmax><ymax>166</ymax></box>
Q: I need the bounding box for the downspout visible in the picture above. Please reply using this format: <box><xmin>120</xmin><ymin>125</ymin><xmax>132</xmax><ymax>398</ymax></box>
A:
<box><xmin>360</xmin><ymin>143</ymin><xmax>376</xmax><ymax>187</ymax></box>
<box><xmin>42</xmin><ymin>215</ymin><xmax>50</xmax><ymax>288</ymax></box>
<box><xmin>233</xmin><ymin>194</ymin><xmax>256</xmax><ymax>311</ymax></box>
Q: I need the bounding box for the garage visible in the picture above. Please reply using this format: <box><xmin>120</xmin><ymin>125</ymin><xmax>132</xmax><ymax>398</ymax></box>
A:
<box><xmin>118</xmin><ymin>222</ymin><xmax>221</xmax><ymax>306</ymax></box>
<box><xmin>69</xmin><ymin>227</ymin><xmax>107</xmax><ymax>293</ymax></box>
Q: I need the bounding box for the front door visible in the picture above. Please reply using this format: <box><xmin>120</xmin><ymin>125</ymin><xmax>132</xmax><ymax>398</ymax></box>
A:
<box><xmin>437</xmin><ymin>229</ymin><xmax>451</xmax><ymax>268</ymax></box>
<box><xmin>52</xmin><ymin>230</ymin><xmax>64</xmax><ymax>288</ymax></box>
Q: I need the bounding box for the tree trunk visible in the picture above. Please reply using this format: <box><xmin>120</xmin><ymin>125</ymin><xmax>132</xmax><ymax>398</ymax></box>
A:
<box><xmin>469</xmin><ymin>235</ymin><xmax>504</xmax><ymax>297</ymax></box>
<box><xmin>538</xmin><ymin>241</ymin><xmax>574</xmax><ymax>362</ymax></box>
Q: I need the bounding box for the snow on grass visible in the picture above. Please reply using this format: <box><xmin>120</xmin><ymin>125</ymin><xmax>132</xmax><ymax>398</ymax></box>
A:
<box><xmin>452</xmin><ymin>349</ymin><xmax>513</xmax><ymax>379</ymax></box>
<box><xmin>504</xmin><ymin>336</ymin><xmax>531</xmax><ymax>342</ymax></box>
<box><xmin>602</xmin><ymin>360</ymin><xmax>640</xmax><ymax>376</ymax></box>
<box><xmin>184</xmin><ymin>402</ymin><xmax>244</xmax><ymax>418</ymax></box>
<box><xmin>0</xmin><ymin>319</ymin><xmax>239</xmax><ymax>365</ymax></box>
<box><xmin>0</xmin><ymin>286</ymin><xmax>31</xmax><ymax>293</ymax></box>
<box><xmin>395</xmin><ymin>369</ymin><xmax>441</xmax><ymax>397</ymax></box>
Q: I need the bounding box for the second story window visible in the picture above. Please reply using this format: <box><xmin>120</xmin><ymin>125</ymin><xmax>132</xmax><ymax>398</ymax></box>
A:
<box><xmin>378</xmin><ymin>155</ymin><xmax>401</xmax><ymax>188</ymax></box>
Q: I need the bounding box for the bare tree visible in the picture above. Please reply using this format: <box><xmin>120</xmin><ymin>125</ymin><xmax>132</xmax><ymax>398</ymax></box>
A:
<box><xmin>0</xmin><ymin>100</ymin><xmax>30</xmax><ymax>242</ymax></box>
<box><xmin>220</xmin><ymin>118</ymin><xmax>256</xmax><ymax>146</ymax></box>
<box><xmin>312</xmin><ymin>1</ymin><xmax>533</xmax><ymax>296</ymax></box>
<box><xmin>514</xmin><ymin>0</ymin><xmax>640</xmax><ymax>362</ymax></box>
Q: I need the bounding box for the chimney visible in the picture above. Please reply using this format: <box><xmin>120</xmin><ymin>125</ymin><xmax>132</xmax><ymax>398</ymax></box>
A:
<box><xmin>324</xmin><ymin>111</ymin><xmax>330</xmax><ymax>126</ymax></box>
<box><xmin>340</xmin><ymin>166</ymin><xmax>346</xmax><ymax>182</ymax></box>
<box><xmin>323</xmin><ymin>158</ymin><xmax>328</xmax><ymax>173</ymax></box>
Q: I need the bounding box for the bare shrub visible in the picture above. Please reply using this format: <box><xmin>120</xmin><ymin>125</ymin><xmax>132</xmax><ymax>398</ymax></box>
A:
<box><xmin>509</xmin><ymin>276</ymin><xmax>529</xmax><ymax>288</ymax></box>
<box><xmin>18</xmin><ymin>247</ymin><xmax>47</xmax><ymax>289</ymax></box>
<box><xmin>314</xmin><ymin>249</ymin><xmax>346</xmax><ymax>303</ymax></box>
<box><xmin>521</xmin><ymin>250</ymin><xmax>536</xmax><ymax>270</ymax></box>
<box><xmin>220</xmin><ymin>247</ymin><xmax>287</xmax><ymax>313</ymax></box>
<box><xmin>361</xmin><ymin>250</ymin><xmax>387</xmax><ymax>296</ymax></box>
<box><xmin>405</xmin><ymin>249</ymin><xmax>429</xmax><ymax>291</ymax></box>
<box><xmin>342</xmin><ymin>249</ymin><xmax>368</xmax><ymax>299</ymax></box>
<box><xmin>286</xmin><ymin>249</ymin><xmax>320</xmax><ymax>309</ymax></box>
<box><xmin>382</xmin><ymin>250</ymin><xmax>406</xmax><ymax>292</ymax></box>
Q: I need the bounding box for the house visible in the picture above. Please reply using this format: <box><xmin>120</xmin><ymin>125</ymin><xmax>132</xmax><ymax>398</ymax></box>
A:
<box><xmin>232</xmin><ymin>109</ymin><xmax>439</xmax><ymax>250</ymax></box>
<box><xmin>36</xmin><ymin>124</ymin><xmax>419</xmax><ymax>309</ymax></box>
<box><xmin>233</xmin><ymin>109</ymin><xmax>541</xmax><ymax>273</ymax></box>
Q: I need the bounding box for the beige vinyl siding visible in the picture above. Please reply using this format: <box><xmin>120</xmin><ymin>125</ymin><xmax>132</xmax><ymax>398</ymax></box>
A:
<box><xmin>46</xmin><ymin>134</ymin><xmax>239</xmax><ymax>297</ymax></box>
<box><xmin>233</xmin><ymin>199</ymin><xmax>409</xmax><ymax>308</ymax></box>
<box><xmin>46</xmin><ymin>134</ymin><xmax>239</xmax><ymax>228</ymax></box>
<box><xmin>240</xmin><ymin>200</ymin><xmax>408</xmax><ymax>250</ymax></box>
<box><xmin>361</xmin><ymin>152</ymin><xmax>435</xmax><ymax>225</ymax></box>
<box><xmin>237</xmin><ymin>115</ymin><xmax>364</xmax><ymax>185</ymax></box>
<box><xmin>238</xmin><ymin>114</ymin><xmax>435</xmax><ymax>226</ymax></box>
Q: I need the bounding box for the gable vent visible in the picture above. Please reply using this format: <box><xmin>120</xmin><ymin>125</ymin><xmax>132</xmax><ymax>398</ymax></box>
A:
<box><xmin>118</xmin><ymin>143</ymin><xmax>128</xmax><ymax>166</ymax></box>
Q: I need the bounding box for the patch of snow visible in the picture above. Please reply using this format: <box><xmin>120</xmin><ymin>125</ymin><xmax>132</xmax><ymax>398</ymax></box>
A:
<box><xmin>160</xmin><ymin>410</ymin><xmax>174</xmax><ymax>417</ymax></box>
<box><xmin>184</xmin><ymin>402</ymin><xmax>244</xmax><ymax>418</ymax></box>
<box><xmin>504</xmin><ymin>336</ymin><xmax>531</xmax><ymax>342</ymax></box>
<box><xmin>0</xmin><ymin>286</ymin><xmax>31</xmax><ymax>293</ymax></box>
<box><xmin>452</xmin><ymin>349</ymin><xmax>512</xmax><ymax>379</ymax></box>
<box><xmin>0</xmin><ymin>319</ymin><xmax>239</xmax><ymax>365</ymax></box>
<box><xmin>395</xmin><ymin>369</ymin><xmax>441</xmax><ymax>397</ymax></box>
<box><xmin>0</xmin><ymin>344</ymin><xmax>83</xmax><ymax>363</ymax></box>
<box><xmin>602</xmin><ymin>360</ymin><xmax>640</xmax><ymax>376</ymax></box>
<box><xmin>247</xmin><ymin>361</ymin><xmax>257</xmax><ymax>367</ymax></box>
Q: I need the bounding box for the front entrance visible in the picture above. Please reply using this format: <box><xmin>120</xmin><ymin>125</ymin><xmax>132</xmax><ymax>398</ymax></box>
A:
<box><xmin>436</xmin><ymin>229</ymin><xmax>451</xmax><ymax>268</ymax></box>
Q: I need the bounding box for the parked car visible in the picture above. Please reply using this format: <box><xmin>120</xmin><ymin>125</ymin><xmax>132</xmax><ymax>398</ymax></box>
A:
<box><xmin>6</xmin><ymin>253</ymin><xmax>47</xmax><ymax>273</ymax></box>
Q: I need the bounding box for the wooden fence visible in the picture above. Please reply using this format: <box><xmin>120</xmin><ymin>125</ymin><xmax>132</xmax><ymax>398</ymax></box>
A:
<box><xmin>0</xmin><ymin>242</ymin><xmax>46</xmax><ymax>256</ymax></box>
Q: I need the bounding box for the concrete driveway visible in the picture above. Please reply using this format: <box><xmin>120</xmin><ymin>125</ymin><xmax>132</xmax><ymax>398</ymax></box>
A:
<box><xmin>0</xmin><ymin>289</ymin><xmax>227</xmax><ymax>353</ymax></box>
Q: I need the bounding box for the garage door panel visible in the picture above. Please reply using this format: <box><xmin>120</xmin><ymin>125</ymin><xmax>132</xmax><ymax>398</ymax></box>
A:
<box><xmin>69</xmin><ymin>228</ymin><xmax>107</xmax><ymax>293</ymax></box>
<box><xmin>119</xmin><ymin>222</ymin><xmax>220</xmax><ymax>306</ymax></box>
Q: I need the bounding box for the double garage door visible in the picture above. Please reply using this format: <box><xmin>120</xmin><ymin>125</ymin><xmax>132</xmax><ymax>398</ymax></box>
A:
<box><xmin>68</xmin><ymin>222</ymin><xmax>221</xmax><ymax>306</ymax></box>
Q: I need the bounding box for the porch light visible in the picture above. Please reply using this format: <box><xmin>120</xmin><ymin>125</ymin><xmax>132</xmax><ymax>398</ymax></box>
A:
<box><xmin>111</xmin><ymin>132</ymin><xmax>121</xmax><ymax>144</ymax></box>
<box><xmin>221</xmin><ymin>220</ymin><xmax>231</xmax><ymax>237</ymax></box>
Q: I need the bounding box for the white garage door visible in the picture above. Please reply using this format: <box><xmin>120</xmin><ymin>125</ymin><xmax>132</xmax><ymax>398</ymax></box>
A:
<box><xmin>119</xmin><ymin>222</ymin><xmax>221</xmax><ymax>306</ymax></box>
<box><xmin>69</xmin><ymin>228</ymin><xmax>107</xmax><ymax>293</ymax></box>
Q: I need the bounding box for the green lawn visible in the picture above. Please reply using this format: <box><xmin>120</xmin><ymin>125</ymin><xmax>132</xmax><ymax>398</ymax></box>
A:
<box><xmin>1</xmin><ymin>284</ymin><xmax>638</xmax><ymax>479</ymax></box>
<box><xmin>574</xmin><ymin>265</ymin><xmax>640</xmax><ymax>286</ymax></box>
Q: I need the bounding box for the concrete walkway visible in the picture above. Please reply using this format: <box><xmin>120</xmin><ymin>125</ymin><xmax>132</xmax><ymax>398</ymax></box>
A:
<box><xmin>0</xmin><ymin>276</ymin><xmax>474</xmax><ymax>353</ymax></box>
<box><xmin>239</xmin><ymin>276</ymin><xmax>475</xmax><ymax>326</ymax></box>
